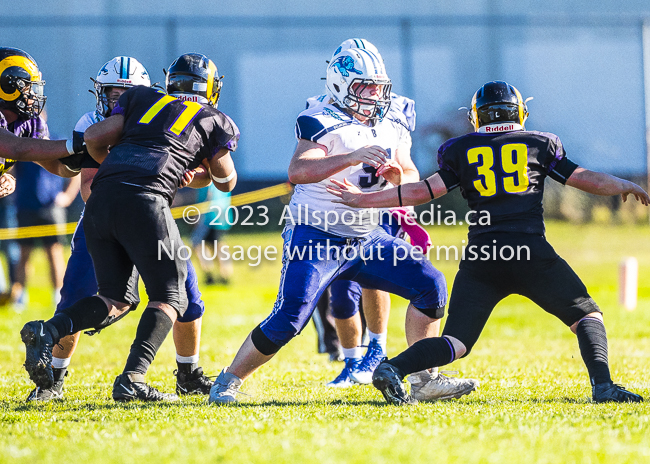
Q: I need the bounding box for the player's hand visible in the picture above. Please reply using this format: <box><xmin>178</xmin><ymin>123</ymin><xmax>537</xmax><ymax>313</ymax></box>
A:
<box><xmin>54</xmin><ymin>191</ymin><xmax>75</xmax><ymax>208</ymax></box>
<box><xmin>180</xmin><ymin>169</ymin><xmax>196</xmax><ymax>188</ymax></box>
<box><xmin>621</xmin><ymin>181</ymin><xmax>650</xmax><ymax>206</ymax></box>
<box><xmin>376</xmin><ymin>160</ymin><xmax>404</xmax><ymax>186</ymax></box>
<box><xmin>326</xmin><ymin>178</ymin><xmax>364</xmax><ymax>207</ymax></box>
<box><xmin>0</xmin><ymin>173</ymin><xmax>16</xmax><ymax>198</ymax></box>
<box><xmin>346</xmin><ymin>145</ymin><xmax>388</xmax><ymax>168</ymax></box>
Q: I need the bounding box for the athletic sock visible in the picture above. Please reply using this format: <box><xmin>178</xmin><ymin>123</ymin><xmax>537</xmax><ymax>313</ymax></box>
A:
<box><xmin>176</xmin><ymin>354</ymin><xmax>200</xmax><ymax>375</ymax></box>
<box><xmin>387</xmin><ymin>337</ymin><xmax>454</xmax><ymax>377</ymax></box>
<box><xmin>52</xmin><ymin>356</ymin><xmax>71</xmax><ymax>370</ymax></box>
<box><xmin>575</xmin><ymin>317</ymin><xmax>611</xmax><ymax>385</ymax></box>
<box><xmin>52</xmin><ymin>367</ymin><xmax>67</xmax><ymax>383</ymax></box>
<box><xmin>368</xmin><ymin>330</ymin><xmax>387</xmax><ymax>354</ymax></box>
<box><xmin>48</xmin><ymin>296</ymin><xmax>109</xmax><ymax>338</ymax></box>
<box><xmin>342</xmin><ymin>346</ymin><xmax>363</xmax><ymax>359</ymax></box>
<box><xmin>123</xmin><ymin>307</ymin><xmax>174</xmax><ymax>375</ymax></box>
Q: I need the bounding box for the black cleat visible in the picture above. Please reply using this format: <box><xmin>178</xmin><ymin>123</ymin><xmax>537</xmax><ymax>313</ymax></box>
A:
<box><xmin>592</xmin><ymin>382</ymin><xmax>643</xmax><ymax>403</ymax></box>
<box><xmin>372</xmin><ymin>362</ymin><xmax>418</xmax><ymax>406</ymax></box>
<box><xmin>26</xmin><ymin>383</ymin><xmax>64</xmax><ymax>402</ymax></box>
<box><xmin>112</xmin><ymin>373</ymin><xmax>180</xmax><ymax>402</ymax></box>
<box><xmin>26</xmin><ymin>369</ymin><xmax>68</xmax><ymax>402</ymax></box>
<box><xmin>174</xmin><ymin>367</ymin><xmax>213</xmax><ymax>395</ymax></box>
<box><xmin>21</xmin><ymin>321</ymin><xmax>59</xmax><ymax>389</ymax></box>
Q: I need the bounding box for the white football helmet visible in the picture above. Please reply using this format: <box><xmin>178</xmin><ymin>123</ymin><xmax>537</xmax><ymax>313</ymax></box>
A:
<box><xmin>331</xmin><ymin>38</ymin><xmax>382</xmax><ymax>62</ymax></box>
<box><xmin>91</xmin><ymin>56</ymin><xmax>151</xmax><ymax>116</ymax></box>
<box><xmin>326</xmin><ymin>48</ymin><xmax>391</xmax><ymax>122</ymax></box>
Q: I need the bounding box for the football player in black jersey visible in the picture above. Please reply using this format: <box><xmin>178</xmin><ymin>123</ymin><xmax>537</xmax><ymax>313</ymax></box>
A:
<box><xmin>20</xmin><ymin>53</ymin><xmax>240</xmax><ymax>402</ymax></box>
<box><xmin>328</xmin><ymin>81</ymin><xmax>648</xmax><ymax>405</ymax></box>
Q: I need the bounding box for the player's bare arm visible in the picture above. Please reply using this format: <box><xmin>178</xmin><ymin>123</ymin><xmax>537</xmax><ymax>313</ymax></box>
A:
<box><xmin>208</xmin><ymin>148</ymin><xmax>237</xmax><ymax>192</ymax></box>
<box><xmin>327</xmin><ymin>172</ymin><xmax>448</xmax><ymax>208</ymax></box>
<box><xmin>84</xmin><ymin>114</ymin><xmax>125</xmax><ymax>164</ymax></box>
<box><xmin>35</xmin><ymin>159</ymin><xmax>80</xmax><ymax>178</ymax></box>
<box><xmin>0</xmin><ymin>129</ymin><xmax>71</xmax><ymax>162</ymax></box>
<box><xmin>288</xmin><ymin>138</ymin><xmax>388</xmax><ymax>184</ymax></box>
<box><xmin>566</xmin><ymin>167</ymin><xmax>650</xmax><ymax>206</ymax></box>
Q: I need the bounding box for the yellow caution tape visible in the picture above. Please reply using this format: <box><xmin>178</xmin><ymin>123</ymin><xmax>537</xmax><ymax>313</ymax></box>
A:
<box><xmin>0</xmin><ymin>182</ymin><xmax>293</xmax><ymax>240</ymax></box>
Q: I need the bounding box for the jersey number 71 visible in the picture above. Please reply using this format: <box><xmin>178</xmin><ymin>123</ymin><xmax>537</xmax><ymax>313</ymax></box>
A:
<box><xmin>138</xmin><ymin>95</ymin><xmax>203</xmax><ymax>136</ymax></box>
<box><xmin>467</xmin><ymin>143</ymin><xmax>529</xmax><ymax>197</ymax></box>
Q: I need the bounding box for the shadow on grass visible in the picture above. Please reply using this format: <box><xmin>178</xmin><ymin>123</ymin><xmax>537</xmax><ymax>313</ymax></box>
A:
<box><xmin>1</xmin><ymin>396</ymin><xmax>607</xmax><ymax>414</ymax></box>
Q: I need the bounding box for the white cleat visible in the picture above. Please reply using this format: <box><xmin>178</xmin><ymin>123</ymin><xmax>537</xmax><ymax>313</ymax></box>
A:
<box><xmin>408</xmin><ymin>370</ymin><xmax>478</xmax><ymax>401</ymax></box>
<box><xmin>209</xmin><ymin>369</ymin><xmax>244</xmax><ymax>404</ymax></box>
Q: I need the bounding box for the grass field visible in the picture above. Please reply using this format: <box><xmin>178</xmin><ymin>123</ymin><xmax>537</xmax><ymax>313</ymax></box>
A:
<box><xmin>1</xmin><ymin>221</ymin><xmax>649</xmax><ymax>463</ymax></box>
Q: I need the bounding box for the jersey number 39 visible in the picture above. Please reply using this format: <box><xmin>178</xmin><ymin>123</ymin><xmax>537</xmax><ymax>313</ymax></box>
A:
<box><xmin>468</xmin><ymin>143</ymin><xmax>529</xmax><ymax>197</ymax></box>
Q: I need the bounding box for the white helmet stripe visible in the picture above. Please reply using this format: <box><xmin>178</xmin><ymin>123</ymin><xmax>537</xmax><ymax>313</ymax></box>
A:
<box><xmin>356</xmin><ymin>49</ymin><xmax>381</xmax><ymax>75</ymax></box>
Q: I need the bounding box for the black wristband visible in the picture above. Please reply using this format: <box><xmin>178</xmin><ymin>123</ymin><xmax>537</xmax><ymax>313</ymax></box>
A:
<box><xmin>424</xmin><ymin>178</ymin><xmax>435</xmax><ymax>200</ymax></box>
<box><xmin>397</xmin><ymin>185</ymin><xmax>403</xmax><ymax>207</ymax></box>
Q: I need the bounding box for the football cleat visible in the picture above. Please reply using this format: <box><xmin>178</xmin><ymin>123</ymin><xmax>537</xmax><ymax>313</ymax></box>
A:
<box><xmin>592</xmin><ymin>382</ymin><xmax>643</xmax><ymax>403</ymax></box>
<box><xmin>174</xmin><ymin>366</ymin><xmax>213</xmax><ymax>395</ymax></box>
<box><xmin>208</xmin><ymin>369</ymin><xmax>244</xmax><ymax>404</ymax></box>
<box><xmin>349</xmin><ymin>339</ymin><xmax>385</xmax><ymax>384</ymax></box>
<box><xmin>26</xmin><ymin>383</ymin><xmax>64</xmax><ymax>402</ymax></box>
<box><xmin>21</xmin><ymin>320</ymin><xmax>59</xmax><ymax>389</ymax></box>
<box><xmin>26</xmin><ymin>369</ymin><xmax>68</xmax><ymax>402</ymax></box>
<box><xmin>112</xmin><ymin>373</ymin><xmax>179</xmax><ymax>402</ymax></box>
<box><xmin>326</xmin><ymin>358</ymin><xmax>362</xmax><ymax>388</ymax></box>
<box><xmin>372</xmin><ymin>362</ymin><xmax>417</xmax><ymax>406</ymax></box>
<box><xmin>408</xmin><ymin>370</ymin><xmax>478</xmax><ymax>401</ymax></box>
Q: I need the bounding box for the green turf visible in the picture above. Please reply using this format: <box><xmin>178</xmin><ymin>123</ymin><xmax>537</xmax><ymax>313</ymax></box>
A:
<box><xmin>1</xmin><ymin>221</ymin><xmax>649</xmax><ymax>463</ymax></box>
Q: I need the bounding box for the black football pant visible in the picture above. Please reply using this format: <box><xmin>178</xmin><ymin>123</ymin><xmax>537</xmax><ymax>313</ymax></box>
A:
<box><xmin>442</xmin><ymin>232</ymin><xmax>601</xmax><ymax>355</ymax></box>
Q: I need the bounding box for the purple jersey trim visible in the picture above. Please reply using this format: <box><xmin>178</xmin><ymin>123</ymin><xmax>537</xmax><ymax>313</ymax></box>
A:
<box><xmin>111</xmin><ymin>102</ymin><xmax>126</xmax><ymax>116</ymax></box>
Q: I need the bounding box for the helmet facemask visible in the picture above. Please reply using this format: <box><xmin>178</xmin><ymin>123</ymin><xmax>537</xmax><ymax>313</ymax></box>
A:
<box><xmin>343</xmin><ymin>79</ymin><xmax>391</xmax><ymax>122</ymax></box>
<box><xmin>4</xmin><ymin>72</ymin><xmax>46</xmax><ymax>119</ymax></box>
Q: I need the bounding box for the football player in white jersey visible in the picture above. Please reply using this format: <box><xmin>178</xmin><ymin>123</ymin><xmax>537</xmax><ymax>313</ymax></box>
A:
<box><xmin>210</xmin><ymin>47</ymin><xmax>477</xmax><ymax>403</ymax></box>
<box><xmin>306</xmin><ymin>39</ymin><xmax>435</xmax><ymax>390</ymax></box>
<box><xmin>26</xmin><ymin>57</ymin><xmax>215</xmax><ymax>401</ymax></box>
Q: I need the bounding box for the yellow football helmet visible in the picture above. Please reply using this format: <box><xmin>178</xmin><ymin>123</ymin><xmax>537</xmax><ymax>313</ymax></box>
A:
<box><xmin>0</xmin><ymin>47</ymin><xmax>46</xmax><ymax>119</ymax></box>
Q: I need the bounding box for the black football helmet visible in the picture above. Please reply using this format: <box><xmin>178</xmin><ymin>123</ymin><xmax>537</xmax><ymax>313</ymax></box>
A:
<box><xmin>0</xmin><ymin>47</ymin><xmax>46</xmax><ymax>119</ymax></box>
<box><xmin>469</xmin><ymin>81</ymin><xmax>528</xmax><ymax>131</ymax></box>
<box><xmin>165</xmin><ymin>53</ymin><xmax>222</xmax><ymax>108</ymax></box>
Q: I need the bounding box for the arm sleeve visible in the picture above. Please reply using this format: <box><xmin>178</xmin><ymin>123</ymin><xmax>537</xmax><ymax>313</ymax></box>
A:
<box><xmin>295</xmin><ymin>115</ymin><xmax>327</xmax><ymax>142</ymax></box>
<box><xmin>436</xmin><ymin>143</ymin><xmax>461</xmax><ymax>191</ymax></box>
<box><xmin>208</xmin><ymin>112</ymin><xmax>240</xmax><ymax>159</ymax></box>
<box><xmin>548</xmin><ymin>157</ymin><xmax>579</xmax><ymax>184</ymax></box>
<box><xmin>544</xmin><ymin>134</ymin><xmax>578</xmax><ymax>184</ymax></box>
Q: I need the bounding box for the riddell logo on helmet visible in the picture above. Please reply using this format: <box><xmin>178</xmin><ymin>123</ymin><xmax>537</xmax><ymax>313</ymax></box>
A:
<box><xmin>484</xmin><ymin>123</ymin><xmax>515</xmax><ymax>132</ymax></box>
<box><xmin>176</xmin><ymin>95</ymin><xmax>200</xmax><ymax>103</ymax></box>
<box><xmin>116</xmin><ymin>79</ymin><xmax>133</xmax><ymax>84</ymax></box>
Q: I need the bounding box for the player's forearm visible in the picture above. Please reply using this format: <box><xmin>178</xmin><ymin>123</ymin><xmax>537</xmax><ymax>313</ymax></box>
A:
<box><xmin>288</xmin><ymin>153</ymin><xmax>353</xmax><ymax>184</ymax></box>
<box><xmin>36</xmin><ymin>160</ymin><xmax>80</xmax><ymax>178</ymax></box>
<box><xmin>357</xmin><ymin>182</ymin><xmax>431</xmax><ymax>208</ymax></box>
<box><xmin>0</xmin><ymin>130</ymin><xmax>69</xmax><ymax>161</ymax></box>
<box><xmin>567</xmin><ymin>168</ymin><xmax>635</xmax><ymax>196</ymax></box>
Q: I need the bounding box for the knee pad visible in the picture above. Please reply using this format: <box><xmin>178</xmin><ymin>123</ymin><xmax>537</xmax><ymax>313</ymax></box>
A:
<box><xmin>177</xmin><ymin>301</ymin><xmax>205</xmax><ymax>323</ymax></box>
<box><xmin>413</xmin><ymin>304</ymin><xmax>446</xmax><ymax>320</ymax></box>
<box><xmin>84</xmin><ymin>301</ymin><xmax>139</xmax><ymax>336</ymax></box>
<box><xmin>251</xmin><ymin>325</ymin><xmax>282</xmax><ymax>356</ymax></box>
<box><xmin>330</xmin><ymin>280</ymin><xmax>361</xmax><ymax>319</ymax></box>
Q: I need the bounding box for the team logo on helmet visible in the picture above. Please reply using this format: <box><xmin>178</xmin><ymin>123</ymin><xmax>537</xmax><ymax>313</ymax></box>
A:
<box><xmin>332</xmin><ymin>56</ymin><xmax>363</xmax><ymax>78</ymax></box>
<box><xmin>0</xmin><ymin>47</ymin><xmax>46</xmax><ymax>119</ymax></box>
